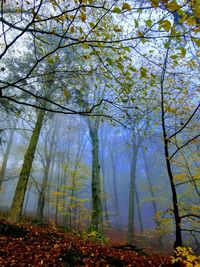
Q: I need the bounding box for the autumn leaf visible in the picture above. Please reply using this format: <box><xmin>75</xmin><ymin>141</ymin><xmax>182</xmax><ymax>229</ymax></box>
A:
<box><xmin>194</xmin><ymin>39</ymin><xmax>200</xmax><ymax>47</ymax></box>
<box><xmin>69</xmin><ymin>26</ymin><xmax>75</xmax><ymax>33</ymax></box>
<box><xmin>167</xmin><ymin>1</ymin><xmax>180</xmax><ymax>12</ymax></box>
<box><xmin>122</xmin><ymin>2</ymin><xmax>131</xmax><ymax>11</ymax></box>
<box><xmin>159</xmin><ymin>19</ymin><xmax>171</xmax><ymax>32</ymax></box>
<box><xmin>113</xmin><ymin>27</ymin><xmax>122</xmax><ymax>32</ymax></box>
<box><xmin>0</xmin><ymin>220</ymin><xmax>173</xmax><ymax>266</ymax></box>
<box><xmin>63</xmin><ymin>89</ymin><xmax>71</xmax><ymax>100</ymax></box>
<box><xmin>80</xmin><ymin>11</ymin><xmax>86</xmax><ymax>22</ymax></box>
<box><xmin>151</xmin><ymin>0</ymin><xmax>159</xmax><ymax>8</ymax></box>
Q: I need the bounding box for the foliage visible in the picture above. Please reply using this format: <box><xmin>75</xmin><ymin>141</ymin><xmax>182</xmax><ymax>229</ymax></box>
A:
<box><xmin>171</xmin><ymin>247</ymin><xmax>200</xmax><ymax>267</ymax></box>
<box><xmin>74</xmin><ymin>230</ymin><xmax>108</xmax><ymax>244</ymax></box>
<box><xmin>0</xmin><ymin>219</ymin><xmax>172</xmax><ymax>266</ymax></box>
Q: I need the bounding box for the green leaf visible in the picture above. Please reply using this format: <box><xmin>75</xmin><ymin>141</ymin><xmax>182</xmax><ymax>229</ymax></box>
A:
<box><xmin>164</xmin><ymin>42</ymin><xmax>169</xmax><ymax>48</ymax></box>
<box><xmin>140</xmin><ymin>67</ymin><xmax>148</xmax><ymax>78</ymax></box>
<box><xmin>47</xmin><ymin>57</ymin><xmax>54</xmax><ymax>65</ymax></box>
<box><xmin>106</xmin><ymin>58</ymin><xmax>113</xmax><ymax>65</ymax></box>
<box><xmin>129</xmin><ymin>66</ymin><xmax>137</xmax><ymax>72</ymax></box>
<box><xmin>170</xmin><ymin>54</ymin><xmax>178</xmax><ymax>59</ymax></box>
<box><xmin>145</xmin><ymin>19</ymin><xmax>153</xmax><ymax>27</ymax></box>
<box><xmin>178</xmin><ymin>47</ymin><xmax>186</xmax><ymax>57</ymax></box>
<box><xmin>89</xmin><ymin>22</ymin><xmax>95</xmax><ymax>28</ymax></box>
<box><xmin>112</xmin><ymin>6</ymin><xmax>121</xmax><ymax>13</ymax></box>
<box><xmin>117</xmin><ymin>62</ymin><xmax>124</xmax><ymax>72</ymax></box>
<box><xmin>134</xmin><ymin>19</ymin><xmax>139</xmax><ymax>28</ymax></box>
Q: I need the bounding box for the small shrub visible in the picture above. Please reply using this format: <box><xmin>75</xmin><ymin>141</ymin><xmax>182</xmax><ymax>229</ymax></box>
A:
<box><xmin>171</xmin><ymin>246</ymin><xmax>200</xmax><ymax>267</ymax></box>
<box><xmin>75</xmin><ymin>230</ymin><xmax>108</xmax><ymax>244</ymax></box>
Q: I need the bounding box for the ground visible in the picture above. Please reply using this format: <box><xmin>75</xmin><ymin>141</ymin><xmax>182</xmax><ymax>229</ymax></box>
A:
<box><xmin>0</xmin><ymin>219</ymin><xmax>172</xmax><ymax>266</ymax></box>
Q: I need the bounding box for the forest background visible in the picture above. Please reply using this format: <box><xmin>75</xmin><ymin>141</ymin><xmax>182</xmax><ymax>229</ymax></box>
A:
<box><xmin>0</xmin><ymin>0</ymin><xmax>200</xmax><ymax>263</ymax></box>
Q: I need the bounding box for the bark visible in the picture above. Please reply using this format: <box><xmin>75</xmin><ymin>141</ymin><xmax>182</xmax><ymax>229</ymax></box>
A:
<box><xmin>160</xmin><ymin>42</ymin><xmax>182</xmax><ymax>267</ymax></box>
<box><xmin>142</xmin><ymin>148</ymin><xmax>162</xmax><ymax>245</ymax></box>
<box><xmin>88</xmin><ymin>118</ymin><xmax>103</xmax><ymax>233</ymax></box>
<box><xmin>135</xmin><ymin>184</ymin><xmax>144</xmax><ymax>234</ymax></box>
<box><xmin>127</xmin><ymin>141</ymin><xmax>138</xmax><ymax>245</ymax></box>
<box><xmin>8</xmin><ymin>109</ymin><xmax>45</xmax><ymax>222</ymax></box>
<box><xmin>55</xmin><ymin>163</ymin><xmax>61</xmax><ymax>226</ymax></box>
<box><xmin>36</xmin><ymin>126</ymin><xmax>56</xmax><ymax>220</ymax></box>
<box><xmin>0</xmin><ymin>127</ymin><xmax>15</xmax><ymax>191</ymax></box>
<box><xmin>100</xmin><ymin>153</ymin><xmax>109</xmax><ymax>225</ymax></box>
<box><xmin>110</xmin><ymin>153</ymin><xmax>121</xmax><ymax>229</ymax></box>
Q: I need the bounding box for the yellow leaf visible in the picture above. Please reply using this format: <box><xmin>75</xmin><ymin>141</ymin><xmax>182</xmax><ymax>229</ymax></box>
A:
<box><xmin>159</xmin><ymin>19</ymin><xmax>171</xmax><ymax>32</ymax></box>
<box><xmin>69</xmin><ymin>26</ymin><xmax>75</xmax><ymax>33</ymax></box>
<box><xmin>122</xmin><ymin>2</ymin><xmax>131</xmax><ymax>11</ymax></box>
<box><xmin>137</xmin><ymin>31</ymin><xmax>144</xmax><ymax>37</ymax></box>
<box><xmin>80</xmin><ymin>11</ymin><xmax>86</xmax><ymax>22</ymax></box>
<box><xmin>63</xmin><ymin>89</ymin><xmax>71</xmax><ymax>100</ymax></box>
<box><xmin>165</xmin><ymin>106</ymin><xmax>176</xmax><ymax>113</ymax></box>
<box><xmin>167</xmin><ymin>1</ymin><xmax>180</xmax><ymax>12</ymax></box>
<box><xmin>185</xmin><ymin>16</ymin><xmax>196</xmax><ymax>26</ymax></box>
<box><xmin>113</xmin><ymin>27</ymin><xmax>122</xmax><ymax>32</ymax></box>
<box><xmin>161</xmin><ymin>0</ymin><xmax>169</xmax><ymax>3</ymax></box>
<box><xmin>178</xmin><ymin>47</ymin><xmax>186</xmax><ymax>57</ymax></box>
<box><xmin>52</xmin><ymin>191</ymin><xmax>66</xmax><ymax>196</ymax></box>
<box><xmin>151</xmin><ymin>0</ymin><xmax>159</xmax><ymax>8</ymax></box>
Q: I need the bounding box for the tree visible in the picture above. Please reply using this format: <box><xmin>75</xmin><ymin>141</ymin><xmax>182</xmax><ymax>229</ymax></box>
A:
<box><xmin>0</xmin><ymin>120</ymin><xmax>16</xmax><ymax>191</ymax></box>
<box><xmin>87</xmin><ymin>117</ymin><xmax>103</xmax><ymax>233</ymax></box>
<box><xmin>8</xmin><ymin>106</ymin><xmax>46</xmax><ymax>222</ymax></box>
<box><xmin>153</xmin><ymin>14</ymin><xmax>199</xmax><ymax>264</ymax></box>
<box><xmin>36</xmin><ymin>118</ymin><xmax>57</xmax><ymax>220</ymax></box>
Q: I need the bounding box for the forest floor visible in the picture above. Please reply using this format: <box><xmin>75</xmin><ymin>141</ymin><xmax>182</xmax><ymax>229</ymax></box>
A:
<box><xmin>0</xmin><ymin>219</ymin><xmax>173</xmax><ymax>266</ymax></box>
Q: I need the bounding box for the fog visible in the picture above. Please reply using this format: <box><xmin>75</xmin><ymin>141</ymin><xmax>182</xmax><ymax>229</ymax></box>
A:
<box><xmin>1</xmin><ymin>110</ymin><xmax>199</xmax><ymax>252</ymax></box>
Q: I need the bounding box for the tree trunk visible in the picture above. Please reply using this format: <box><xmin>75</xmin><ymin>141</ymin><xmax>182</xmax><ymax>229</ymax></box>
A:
<box><xmin>160</xmin><ymin>43</ymin><xmax>182</xmax><ymax>265</ymax></box>
<box><xmin>110</xmin><ymin>153</ymin><xmax>121</xmax><ymax>229</ymax></box>
<box><xmin>127</xmin><ymin>142</ymin><xmax>138</xmax><ymax>245</ymax></box>
<box><xmin>8</xmin><ymin>109</ymin><xmax>45</xmax><ymax>222</ymax></box>
<box><xmin>135</xmin><ymin>184</ymin><xmax>144</xmax><ymax>234</ymax></box>
<box><xmin>142</xmin><ymin>148</ymin><xmax>162</xmax><ymax>245</ymax></box>
<box><xmin>0</xmin><ymin>127</ymin><xmax>15</xmax><ymax>191</ymax></box>
<box><xmin>99</xmin><ymin>130</ymin><xmax>110</xmax><ymax>226</ymax></box>
<box><xmin>37</xmin><ymin>126</ymin><xmax>56</xmax><ymax>220</ymax></box>
<box><xmin>88</xmin><ymin>119</ymin><xmax>103</xmax><ymax>233</ymax></box>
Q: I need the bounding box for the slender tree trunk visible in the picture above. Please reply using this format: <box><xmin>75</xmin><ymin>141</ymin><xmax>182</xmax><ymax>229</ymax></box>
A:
<box><xmin>0</xmin><ymin>128</ymin><xmax>15</xmax><ymax>191</ymax></box>
<box><xmin>160</xmin><ymin>42</ymin><xmax>182</xmax><ymax>267</ymax></box>
<box><xmin>100</xmin><ymin>157</ymin><xmax>109</xmax><ymax>226</ymax></box>
<box><xmin>88</xmin><ymin>119</ymin><xmax>103</xmax><ymax>233</ymax></box>
<box><xmin>142</xmin><ymin>148</ymin><xmax>162</xmax><ymax>245</ymax></box>
<box><xmin>37</xmin><ymin>127</ymin><xmax>56</xmax><ymax>220</ymax></box>
<box><xmin>46</xmin><ymin>154</ymin><xmax>56</xmax><ymax>220</ymax></box>
<box><xmin>110</xmin><ymin>153</ymin><xmax>121</xmax><ymax>229</ymax></box>
<box><xmin>99</xmin><ymin>132</ymin><xmax>110</xmax><ymax>226</ymax></box>
<box><xmin>55</xmin><ymin>164</ymin><xmax>61</xmax><ymax>226</ymax></box>
<box><xmin>8</xmin><ymin>109</ymin><xmax>45</xmax><ymax>222</ymax></box>
<box><xmin>23</xmin><ymin>173</ymin><xmax>32</xmax><ymax>216</ymax></box>
<box><xmin>135</xmin><ymin>184</ymin><xmax>144</xmax><ymax>234</ymax></box>
<box><xmin>127</xmin><ymin>142</ymin><xmax>138</xmax><ymax>245</ymax></box>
